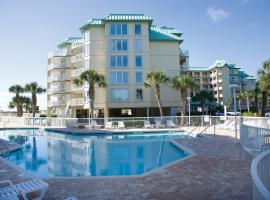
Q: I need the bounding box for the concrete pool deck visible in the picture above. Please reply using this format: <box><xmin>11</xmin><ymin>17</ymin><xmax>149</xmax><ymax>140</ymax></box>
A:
<box><xmin>0</xmin><ymin>128</ymin><xmax>252</xmax><ymax>200</ymax></box>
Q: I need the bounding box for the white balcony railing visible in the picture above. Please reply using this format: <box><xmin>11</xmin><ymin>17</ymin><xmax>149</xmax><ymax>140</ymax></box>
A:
<box><xmin>49</xmin><ymin>101</ymin><xmax>66</xmax><ymax>107</ymax></box>
<box><xmin>70</xmin><ymin>98</ymin><xmax>84</xmax><ymax>106</ymax></box>
<box><xmin>71</xmin><ymin>42</ymin><xmax>83</xmax><ymax>49</ymax></box>
<box><xmin>218</xmin><ymin>79</ymin><xmax>222</xmax><ymax>83</ymax></box>
<box><xmin>71</xmin><ymin>84</ymin><xmax>83</xmax><ymax>92</ymax></box>
<box><xmin>48</xmin><ymin>63</ymin><xmax>66</xmax><ymax>70</ymax></box>
<box><xmin>50</xmin><ymin>88</ymin><xmax>65</xmax><ymax>94</ymax></box>
<box><xmin>71</xmin><ymin>53</ymin><xmax>84</xmax><ymax>63</ymax></box>
<box><xmin>48</xmin><ymin>49</ymin><xmax>67</xmax><ymax>58</ymax></box>
<box><xmin>251</xmin><ymin>150</ymin><xmax>270</xmax><ymax>200</ymax></box>
<box><xmin>218</xmin><ymin>87</ymin><xmax>223</xmax><ymax>90</ymax></box>
<box><xmin>71</xmin><ymin>68</ymin><xmax>84</xmax><ymax>77</ymax></box>
<box><xmin>51</xmin><ymin>76</ymin><xmax>66</xmax><ymax>82</ymax></box>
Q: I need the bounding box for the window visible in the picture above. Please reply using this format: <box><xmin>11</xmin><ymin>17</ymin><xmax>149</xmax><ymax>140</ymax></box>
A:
<box><xmin>111</xmin><ymin>89</ymin><xmax>128</xmax><ymax>102</ymax></box>
<box><xmin>110</xmin><ymin>72</ymin><xmax>128</xmax><ymax>84</ymax></box>
<box><xmin>84</xmin><ymin>59</ymin><xmax>90</xmax><ymax>70</ymax></box>
<box><xmin>110</xmin><ymin>24</ymin><xmax>128</xmax><ymax>35</ymax></box>
<box><xmin>136</xmin><ymin>89</ymin><xmax>143</xmax><ymax>101</ymax></box>
<box><xmin>135</xmin><ymin>24</ymin><xmax>141</xmax><ymax>35</ymax></box>
<box><xmin>84</xmin><ymin>31</ymin><xmax>90</xmax><ymax>41</ymax></box>
<box><xmin>110</xmin><ymin>56</ymin><xmax>128</xmax><ymax>68</ymax></box>
<box><xmin>136</xmin><ymin>72</ymin><xmax>142</xmax><ymax>84</ymax></box>
<box><xmin>134</xmin><ymin>39</ymin><xmax>142</xmax><ymax>52</ymax></box>
<box><xmin>135</xmin><ymin>55</ymin><xmax>142</xmax><ymax>67</ymax></box>
<box><xmin>110</xmin><ymin>39</ymin><xmax>128</xmax><ymax>51</ymax></box>
<box><xmin>84</xmin><ymin>44</ymin><xmax>90</xmax><ymax>56</ymax></box>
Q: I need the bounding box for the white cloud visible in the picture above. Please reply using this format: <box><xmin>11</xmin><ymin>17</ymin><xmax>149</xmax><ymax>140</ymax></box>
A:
<box><xmin>207</xmin><ymin>6</ymin><xmax>231</xmax><ymax>23</ymax></box>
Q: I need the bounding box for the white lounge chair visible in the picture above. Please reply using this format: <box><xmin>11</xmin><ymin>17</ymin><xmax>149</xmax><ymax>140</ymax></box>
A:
<box><xmin>105</xmin><ymin>122</ymin><xmax>113</xmax><ymax>129</ymax></box>
<box><xmin>89</xmin><ymin>120</ymin><xmax>103</xmax><ymax>129</ymax></box>
<box><xmin>144</xmin><ymin>120</ymin><xmax>153</xmax><ymax>129</ymax></box>
<box><xmin>166</xmin><ymin>120</ymin><xmax>176</xmax><ymax>128</ymax></box>
<box><xmin>118</xmin><ymin>121</ymin><xmax>125</xmax><ymax>129</ymax></box>
<box><xmin>155</xmin><ymin>120</ymin><xmax>164</xmax><ymax>128</ymax></box>
<box><xmin>0</xmin><ymin>179</ymin><xmax>48</xmax><ymax>200</ymax></box>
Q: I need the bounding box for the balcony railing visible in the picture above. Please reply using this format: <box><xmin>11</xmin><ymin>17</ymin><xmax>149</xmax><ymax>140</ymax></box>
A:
<box><xmin>71</xmin><ymin>53</ymin><xmax>84</xmax><ymax>63</ymax></box>
<box><xmin>50</xmin><ymin>88</ymin><xmax>66</xmax><ymax>94</ymax></box>
<box><xmin>71</xmin><ymin>42</ymin><xmax>83</xmax><ymax>49</ymax></box>
<box><xmin>71</xmin><ymin>84</ymin><xmax>83</xmax><ymax>92</ymax></box>
<box><xmin>48</xmin><ymin>50</ymin><xmax>67</xmax><ymax>58</ymax></box>
<box><xmin>49</xmin><ymin>101</ymin><xmax>66</xmax><ymax>107</ymax></box>
<box><xmin>51</xmin><ymin>76</ymin><xmax>67</xmax><ymax>82</ymax></box>
<box><xmin>70</xmin><ymin>98</ymin><xmax>84</xmax><ymax>106</ymax></box>
<box><xmin>48</xmin><ymin>63</ymin><xmax>66</xmax><ymax>70</ymax></box>
<box><xmin>71</xmin><ymin>68</ymin><xmax>84</xmax><ymax>77</ymax></box>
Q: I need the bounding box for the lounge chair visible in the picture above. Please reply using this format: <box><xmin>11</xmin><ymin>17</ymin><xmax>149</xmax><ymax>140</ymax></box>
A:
<box><xmin>144</xmin><ymin>120</ymin><xmax>153</xmax><ymax>129</ymax></box>
<box><xmin>0</xmin><ymin>179</ymin><xmax>48</xmax><ymax>200</ymax></box>
<box><xmin>118</xmin><ymin>121</ymin><xmax>125</xmax><ymax>129</ymax></box>
<box><xmin>166</xmin><ymin>120</ymin><xmax>176</xmax><ymax>128</ymax></box>
<box><xmin>89</xmin><ymin>120</ymin><xmax>103</xmax><ymax>129</ymax></box>
<box><xmin>105</xmin><ymin>122</ymin><xmax>113</xmax><ymax>129</ymax></box>
<box><xmin>155</xmin><ymin>119</ymin><xmax>164</xmax><ymax>128</ymax></box>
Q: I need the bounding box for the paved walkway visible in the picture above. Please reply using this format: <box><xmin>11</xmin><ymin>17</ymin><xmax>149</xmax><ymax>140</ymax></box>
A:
<box><xmin>0</xmin><ymin>133</ymin><xmax>252</xmax><ymax>200</ymax></box>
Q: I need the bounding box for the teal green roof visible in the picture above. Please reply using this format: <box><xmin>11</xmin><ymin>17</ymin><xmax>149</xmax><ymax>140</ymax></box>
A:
<box><xmin>150</xmin><ymin>26</ymin><xmax>182</xmax><ymax>42</ymax></box>
<box><xmin>80</xmin><ymin>14</ymin><xmax>152</xmax><ymax>31</ymax></box>
<box><xmin>103</xmin><ymin>14</ymin><xmax>153</xmax><ymax>21</ymax></box>
<box><xmin>57</xmin><ymin>37</ymin><xmax>83</xmax><ymax>48</ymax></box>
<box><xmin>189</xmin><ymin>67</ymin><xmax>209</xmax><ymax>71</ymax></box>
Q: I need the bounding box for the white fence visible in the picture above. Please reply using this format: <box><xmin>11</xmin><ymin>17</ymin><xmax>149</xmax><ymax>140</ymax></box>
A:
<box><xmin>251</xmin><ymin>150</ymin><xmax>270</xmax><ymax>200</ymax></box>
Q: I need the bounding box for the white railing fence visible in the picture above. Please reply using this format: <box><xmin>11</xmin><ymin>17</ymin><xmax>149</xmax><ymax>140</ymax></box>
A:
<box><xmin>251</xmin><ymin>150</ymin><xmax>270</xmax><ymax>200</ymax></box>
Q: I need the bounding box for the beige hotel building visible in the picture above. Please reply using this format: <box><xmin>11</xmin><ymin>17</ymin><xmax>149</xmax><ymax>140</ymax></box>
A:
<box><xmin>47</xmin><ymin>14</ymin><xmax>189</xmax><ymax>118</ymax></box>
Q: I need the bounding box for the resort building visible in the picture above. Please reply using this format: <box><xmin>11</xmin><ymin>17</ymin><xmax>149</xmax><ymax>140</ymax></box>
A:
<box><xmin>190</xmin><ymin>60</ymin><xmax>256</xmax><ymax>110</ymax></box>
<box><xmin>47</xmin><ymin>14</ymin><xmax>189</xmax><ymax>118</ymax></box>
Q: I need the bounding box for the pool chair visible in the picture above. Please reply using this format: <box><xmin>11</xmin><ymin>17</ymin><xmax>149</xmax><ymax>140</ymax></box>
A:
<box><xmin>144</xmin><ymin>120</ymin><xmax>153</xmax><ymax>129</ymax></box>
<box><xmin>89</xmin><ymin>120</ymin><xmax>103</xmax><ymax>129</ymax></box>
<box><xmin>118</xmin><ymin>121</ymin><xmax>125</xmax><ymax>129</ymax></box>
<box><xmin>105</xmin><ymin>121</ymin><xmax>113</xmax><ymax>129</ymax></box>
<box><xmin>0</xmin><ymin>179</ymin><xmax>48</xmax><ymax>200</ymax></box>
<box><xmin>155</xmin><ymin>119</ymin><xmax>165</xmax><ymax>128</ymax></box>
<box><xmin>166</xmin><ymin>120</ymin><xmax>176</xmax><ymax>128</ymax></box>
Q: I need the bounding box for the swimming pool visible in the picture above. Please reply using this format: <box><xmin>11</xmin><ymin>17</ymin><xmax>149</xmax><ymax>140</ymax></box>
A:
<box><xmin>0</xmin><ymin>129</ymin><xmax>188</xmax><ymax>177</ymax></box>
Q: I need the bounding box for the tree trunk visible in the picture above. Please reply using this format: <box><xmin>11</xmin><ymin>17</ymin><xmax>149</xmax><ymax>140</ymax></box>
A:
<box><xmin>261</xmin><ymin>91</ymin><xmax>267</xmax><ymax>116</ymax></box>
<box><xmin>155</xmin><ymin>85</ymin><xmax>164</xmax><ymax>117</ymax></box>
<box><xmin>32</xmin><ymin>94</ymin><xmax>37</xmax><ymax>117</ymax></box>
<box><xmin>16</xmin><ymin>105</ymin><xmax>20</xmax><ymax>117</ymax></box>
<box><xmin>247</xmin><ymin>97</ymin><xmax>250</xmax><ymax>113</ymax></box>
<box><xmin>238</xmin><ymin>99</ymin><xmax>242</xmax><ymax>112</ymax></box>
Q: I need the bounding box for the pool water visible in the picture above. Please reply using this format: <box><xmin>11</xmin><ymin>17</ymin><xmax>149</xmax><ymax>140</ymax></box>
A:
<box><xmin>0</xmin><ymin>129</ymin><xmax>187</xmax><ymax>177</ymax></box>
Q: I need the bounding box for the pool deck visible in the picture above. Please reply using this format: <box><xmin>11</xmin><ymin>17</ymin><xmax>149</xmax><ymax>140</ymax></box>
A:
<box><xmin>0</xmin><ymin>128</ymin><xmax>252</xmax><ymax>200</ymax></box>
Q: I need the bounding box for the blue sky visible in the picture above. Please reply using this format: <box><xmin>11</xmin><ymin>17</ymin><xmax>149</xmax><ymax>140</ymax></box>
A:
<box><xmin>0</xmin><ymin>0</ymin><xmax>269</xmax><ymax>110</ymax></box>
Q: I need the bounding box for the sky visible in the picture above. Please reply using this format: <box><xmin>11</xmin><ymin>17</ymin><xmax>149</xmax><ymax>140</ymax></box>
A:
<box><xmin>0</xmin><ymin>0</ymin><xmax>269</xmax><ymax>111</ymax></box>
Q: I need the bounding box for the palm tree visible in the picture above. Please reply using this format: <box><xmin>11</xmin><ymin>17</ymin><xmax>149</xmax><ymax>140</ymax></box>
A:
<box><xmin>9</xmin><ymin>96</ymin><xmax>25</xmax><ymax>117</ymax></box>
<box><xmin>193</xmin><ymin>90</ymin><xmax>215</xmax><ymax>114</ymax></box>
<box><xmin>22</xmin><ymin>97</ymin><xmax>32</xmax><ymax>113</ymax></box>
<box><xmin>244</xmin><ymin>90</ymin><xmax>254</xmax><ymax>113</ymax></box>
<box><xmin>258</xmin><ymin>60</ymin><xmax>270</xmax><ymax>116</ymax></box>
<box><xmin>237</xmin><ymin>92</ymin><xmax>244</xmax><ymax>112</ymax></box>
<box><xmin>144</xmin><ymin>71</ymin><xmax>169</xmax><ymax>117</ymax></box>
<box><xmin>171</xmin><ymin>74</ymin><xmax>198</xmax><ymax>116</ymax></box>
<box><xmin>73</xmin><ymin>70</ymin><xmax>106</xmax><ymax>120</ymax></box>
<box><xmin>9</xmin><ymin>85</ymin><xmax>24</xmax><ymax>116</ymax></box>
<box><xmin>25</xmin><ymin>82</ymin><xmax>46</xmax><ymax>117</ymax></box>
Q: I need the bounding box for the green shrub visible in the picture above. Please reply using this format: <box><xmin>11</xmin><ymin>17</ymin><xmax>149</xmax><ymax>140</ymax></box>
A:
<box><xmin>242</xmin><ymin>112</ymin><xmax>257</xmax><ymax>117</ymax></box>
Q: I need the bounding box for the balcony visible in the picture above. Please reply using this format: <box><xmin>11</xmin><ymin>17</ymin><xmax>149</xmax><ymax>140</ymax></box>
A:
<box><xmin>71</xmin><ymin>84</ymin><xmax>83</xmax><ymax>92</ymax></box>
<box><xmin>218</xmin><ymin>79</ymin><xmax>222</xmax><ymax>83</ymax></box>
<box><xmin>219</xmin><ymin>94</ymin><xmax>223</xmax><ymax>98</ymax></box>
<box><xmin>71</xmin><ymin>53</ymin><xmax>83</xmax><ymax>63</ymax></box>
<box><xmin>49</xmin><ymin>101</ymin><xmax>66</xmax><ymax>107</ymax></box>
<box><xmin>71</xmin><ymin>68</ymin><xmax>84</xmax><ymax>77</ymax></box>
<box><xmin>48</xmin><ymin>63</ymin><xmax>66</xmax><ymax>70</ymax></box>
<box><xmin>71</xmin><ymin>42</ymin><xmax>83</xmax><ymax>49</ymax></box>
<box><xmin>218</xmin><ymin>86</ymin><xmax>223</xmax><ymax>90</ymax></box>
<box><xmin>51</xmin><ymin>75</ymin><xmax>67</xmax><ymax>82</ymax></box>
<box><xmin>50</xmin><ymin>88</ymin><xmax>65</xmax><ymax>94</ymax></box>
<box><xmin>70</xmin><ymin>98</ymin><xmax>84</xmax><ymax>106</ymax></box>
<box><xmin>48</xmin><ymin>50</ymin><xmax>67</xmax><ymax>58</ymax></box>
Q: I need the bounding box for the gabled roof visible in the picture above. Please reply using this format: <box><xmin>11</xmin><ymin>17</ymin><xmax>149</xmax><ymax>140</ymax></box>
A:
<box><xmin>57</xmin><ymin>37</ymin><xmax>83</xmax><ymax>48</ymax></box>
<box><xmin>150</xmin><ymin>26</ymin><xmax>182</xmax><ymax>42</ymax></box>
<box><xmin>80</xmin><ymin>14</ymin><xmax>153</xmax><ymax>32</ymax></box>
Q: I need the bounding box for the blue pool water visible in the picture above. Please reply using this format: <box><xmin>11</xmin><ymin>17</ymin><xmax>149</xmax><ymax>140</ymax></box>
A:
<box><xmin>0</xmin><ymin>129</ymin><xmax>187</xmax><ymax>177</ymax></box>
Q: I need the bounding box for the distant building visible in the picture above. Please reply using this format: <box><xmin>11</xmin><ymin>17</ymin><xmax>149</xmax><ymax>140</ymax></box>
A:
<box><xmin>189</xmin><ymin>60</ymin><xmax>256</xmax><ymax>110</ymax></box>
<box><xmin>47</xmin><ymin>14</ymin><xmax>189</xmax><ymax>118</ymax></box>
